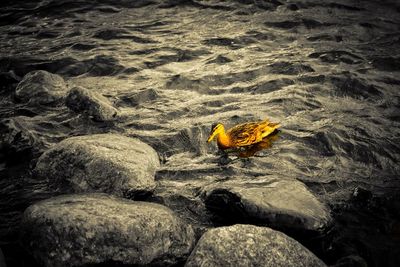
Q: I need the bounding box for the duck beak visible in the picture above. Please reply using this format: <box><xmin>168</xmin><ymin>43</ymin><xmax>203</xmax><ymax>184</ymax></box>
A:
<box><xmin>207</xmin><ymin>131</ymin><xmax>217</xmax><ymax>142</ymax></box>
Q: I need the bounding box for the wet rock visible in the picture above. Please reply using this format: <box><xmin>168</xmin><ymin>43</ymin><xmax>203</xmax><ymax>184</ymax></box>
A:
<box><xmin>15</xmin><ymin>70</ymin><xmax>68</xmax><ymax>105</ymax></box>
<box><xmin>34</xmin><ymin>134</ymin><xmax>159</xmax><ymax>198</ymax></box>
<box><xmin>185</xmin><ymin>224</ymin><xmax>327</xmax><ymax>267</ymax></box>
<box><xmin>202</xmin><ymin>177</ymin><xmax>331</xmax><ymax>233</ymax></box>
<box><xmin>21</xmin><ymin>193</ymin><xmax>195</xmax><ymax>267</ymax></box>
<box><xmin>65</xmin><ymin>86</ymin><xmax>119</xmax><ymax>121</ymax></box>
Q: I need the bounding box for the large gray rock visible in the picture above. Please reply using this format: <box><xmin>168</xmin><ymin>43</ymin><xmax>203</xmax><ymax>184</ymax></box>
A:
<box><xmin>202</xmin><ymin>176</ymin><xmax>331</xmax><ymax>232</ymax></box>
<box><xmin>185</xmin><ymin>224</ymin><xmax>327</xmax><ymax>267</ymax></box>
<box><xmin>34</xmin><ymin>134</ymin><xmax>159</xmax><ymax>198</ymax></box>
<box><xmin>15</xmin><ymin>70</ymin><xmax>67</xmax><ymax>105</ymax></box>
<box><xmin>21</xmin><ymin>193</ymin><xmax>196</xmax><ymax>267</ymax></box>
<box><xmin>66</xmin><ymin>86</ymin><xmax>119</xmax><ymax>121</ymax></box>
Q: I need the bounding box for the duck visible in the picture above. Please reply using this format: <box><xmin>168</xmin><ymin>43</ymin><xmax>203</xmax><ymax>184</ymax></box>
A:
<box><xmin>207</xmin><ymin>119</ymin><xmax>280</xmax><ymax>150</ymax></box>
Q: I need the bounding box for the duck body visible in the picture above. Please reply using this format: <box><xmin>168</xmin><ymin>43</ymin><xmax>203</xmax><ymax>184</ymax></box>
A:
<box><xmin>207</xmin><ymin>119</ymin><xmax>280</xmax><ymax>150</ymax></box>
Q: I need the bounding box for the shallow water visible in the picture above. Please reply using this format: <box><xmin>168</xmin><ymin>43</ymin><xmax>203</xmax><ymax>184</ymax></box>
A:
<box><xmin>1</xmin><ymin>0</ymin><xmax>400</xmax><ymax>266</ymax></box>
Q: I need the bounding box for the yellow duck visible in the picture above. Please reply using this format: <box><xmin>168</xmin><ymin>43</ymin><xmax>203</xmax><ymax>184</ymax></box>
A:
<box><xmin>207</xmin><ymin>119</ymin><xmax>280</xmax><ymax>150</ymax></box>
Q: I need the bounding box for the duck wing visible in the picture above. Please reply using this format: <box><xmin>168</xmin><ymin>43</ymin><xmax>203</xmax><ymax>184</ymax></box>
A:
<box><xmin>227</xmin><ymin>122</ymin><xmax>263</xmax><ymax>147</ymax></box>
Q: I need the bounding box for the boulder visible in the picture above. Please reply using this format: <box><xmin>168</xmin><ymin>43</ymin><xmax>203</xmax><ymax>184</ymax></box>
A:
<box><xmin>34</xmin><ymin>134</ymin><xmax>159</xmax><ymax>198</ymax></box>
<box><xmin>66</xmin><ymin>86</ymin><xmax>119</xmax><ymax>121</ymax></box>
<box><xmin>15</xmin><ymin>70</ymin><xmax>67</xmax><ymax>105</ymax></box>
<box><xmin>202</xmin><ymin>176</ymin><xmax>331</xmax><ymax>232</ymax></box>
<box><xmin>21</xmin><ymin>193</ymin><xmax>196</xmax><ymax>267</ymax></box>
<box><xmin>185</xmin><ymin>224</ymin><xmax>327</xmax><ymax>267</ymax></box>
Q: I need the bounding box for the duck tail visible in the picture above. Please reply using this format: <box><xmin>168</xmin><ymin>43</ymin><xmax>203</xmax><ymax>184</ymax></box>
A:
<box><xmin>260</xmin><ymin>121</ymin><xmax>280</xmax><ymax>138</ymax></box>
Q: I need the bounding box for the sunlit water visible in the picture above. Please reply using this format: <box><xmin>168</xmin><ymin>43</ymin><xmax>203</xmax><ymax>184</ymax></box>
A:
<box><xmin>1</xmin><ymin>0</ymin><xmax>400</xmax><ymax>266</ymax></box>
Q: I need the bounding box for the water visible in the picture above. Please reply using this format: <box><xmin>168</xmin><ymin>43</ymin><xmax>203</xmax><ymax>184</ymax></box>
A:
<box><xmin>1</xmin><ymin>0</ymin><xmax>400</xmax><ymax>266</ymax></box>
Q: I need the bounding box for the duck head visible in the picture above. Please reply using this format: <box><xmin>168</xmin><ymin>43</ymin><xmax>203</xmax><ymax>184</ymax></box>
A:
<box><xmin>207</xmin><ymin>123</ymin><xmax>224</xmax><ymax>142</ymax></box>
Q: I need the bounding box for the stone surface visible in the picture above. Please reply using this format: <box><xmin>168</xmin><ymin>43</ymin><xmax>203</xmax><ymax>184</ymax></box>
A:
<box><xmin>20</xmin><ymin>193</ymin><xmax>196</xmax><ymax>267</ymax></box>
<box><xmin>15</xmin><ymin>70</ymin><xmax>67</xmax><ymax>105</ymax></box>
<box><xmin>185</xmin><ymin>224</ymin><xmax>327</xmax><ymax>267</ymax></box>
<box><xmin>34</xmin><ymin>134</ymin><xmax>159</xmax><ymax>198</ymax></box>
<box><xmin>202</xmin><ymin>176</ymin><xmax>331</xmax><ymax>232</ymax></box>
<box><xmin>66</xmin><ymin>86</ymin><xmax>119</xmax><ymax>121</ymax></box>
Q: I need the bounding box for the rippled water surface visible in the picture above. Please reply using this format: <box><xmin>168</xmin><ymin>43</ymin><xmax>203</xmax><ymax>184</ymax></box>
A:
<box><xmin>1</xmin><ymin>0</ymin><xmax>400</xmax><ymax>266</ymax></box>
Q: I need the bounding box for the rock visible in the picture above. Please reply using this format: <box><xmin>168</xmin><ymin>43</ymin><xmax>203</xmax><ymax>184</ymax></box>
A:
<box><xmin>202</xmin><ymin>176</ymin><xmax>331</xmax><ymax>232</ymax></box>
<box><xmin>34</xmin><ymin>134</ymin><xmax>159</xmax><ymax>198</ymax></box>
<box><xmin>185</xmin><ymin>224</ymin><xmax>327</xmax><ymax>267</ymax></box>
<box><xmin>15</xmin><ymin>70</ymin><xmax>67</xmax><ymax>105</ymax></box>
<box><xmin>65</xmin><ymin>86</ymin><xmax>119</xmax><ymax>121</ymax></box>
<box><xmin>20</xmin><ymin>193</ymin><xmax>196</xmax><ymax>267</ymax></box>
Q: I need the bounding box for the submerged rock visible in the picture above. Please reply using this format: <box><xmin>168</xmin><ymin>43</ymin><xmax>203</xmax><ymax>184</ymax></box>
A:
<box><xmin>34</xmin><ymin>134</ymin><xmax>159</xmax><ymax>198</ymax></box>
<box><xmin>15</xmin><ymin>70</ymin><xmax>68</xmax><ymax>105</ymax></box>
<box><xmin>21</xmin><ymin>193</ymin><xmax>196</xmax><ymax>267</ymax></box>
<box><xmin>185</xmin><ymin>224</ymin><xmax>327</xmax><ymax>267</ymax></box>
<box><xmin>202</xmin><ymin>176</ymin><xmax>331</xmax><ymax>232</ymax></box>
<box><xmin>65</xmin><ymin>86</ymin><xmax>119</xmax><ymax>121</ymax></box>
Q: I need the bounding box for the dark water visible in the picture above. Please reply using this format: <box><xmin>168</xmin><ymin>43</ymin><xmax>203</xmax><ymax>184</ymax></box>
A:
<box><xmin>1</xmin><ymin>0</ymin><xmax>400</xmax><ymax>266</ymax></box>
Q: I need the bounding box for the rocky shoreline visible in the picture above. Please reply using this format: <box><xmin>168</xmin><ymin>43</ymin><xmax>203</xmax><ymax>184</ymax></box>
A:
<box><xmin>9</xmin><ymin>70</ymin><xmax>331</xmax><ymax>266</ymax></box>
<box><xmin>1</xmin><ymin>1</ymin><xmax>400</xmax><ymax>266</ymax></box>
